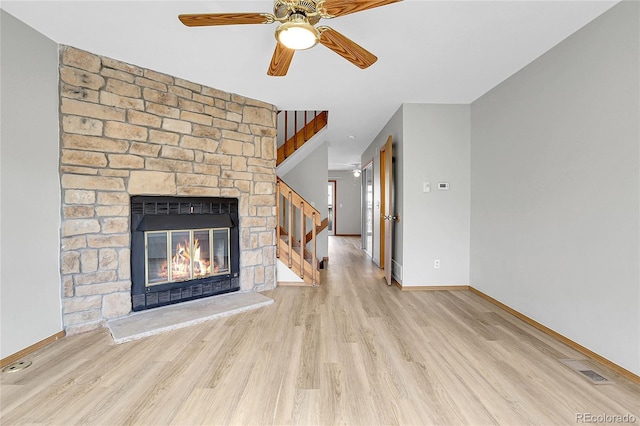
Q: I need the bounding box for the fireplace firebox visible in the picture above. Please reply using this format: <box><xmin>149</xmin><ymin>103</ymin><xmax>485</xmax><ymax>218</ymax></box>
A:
<box><xmin>130</xmin><ymin>196</ymin><xmax>240</xmax><ymax>311</ymax></box>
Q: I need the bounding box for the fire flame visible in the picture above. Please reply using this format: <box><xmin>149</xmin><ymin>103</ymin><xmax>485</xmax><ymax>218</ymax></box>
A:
<box><xmin>157</xmin><ymin>238</ymin><xmax>213</xmax><ymax>282</ymax></box>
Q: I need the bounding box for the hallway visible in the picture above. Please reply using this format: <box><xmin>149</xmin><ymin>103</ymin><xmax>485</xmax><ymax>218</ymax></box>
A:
<box><xmin>2</xmin><ymin>237</ymin><xmax>639</xmax><ymax>425</ymax></box>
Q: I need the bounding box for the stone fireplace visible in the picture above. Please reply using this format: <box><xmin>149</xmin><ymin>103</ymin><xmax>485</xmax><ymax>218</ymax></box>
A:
<box><xmin>59</xmin><ymin>46</ymin><xmax>277</xmax><ymax>334</ymax></box>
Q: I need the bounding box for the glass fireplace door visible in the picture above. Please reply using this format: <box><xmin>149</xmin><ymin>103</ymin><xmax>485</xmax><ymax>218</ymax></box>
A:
<box><xmin>212</xmin><ymin>229</ymin><xmax>229</xmax><ymax>274</ymax></box>
<box><xmin>145</xmin><ymin>228</ymin><xmax>229</xmax><ymax>287</ymax></box>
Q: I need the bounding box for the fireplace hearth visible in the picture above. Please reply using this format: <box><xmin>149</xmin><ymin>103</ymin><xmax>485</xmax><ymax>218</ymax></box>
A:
<box><xmin>130</xmin><ymin>196</ymin><xmax>240</xmax><ymax>311</ymax></box>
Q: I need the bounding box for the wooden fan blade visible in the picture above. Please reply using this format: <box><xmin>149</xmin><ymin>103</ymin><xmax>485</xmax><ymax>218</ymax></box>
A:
<box><xmin>318</xmin><ymin>27</ymin><xmax>377</xmax><ymax>69</ymax></box>
<box><xmin>323</xmin><ymin>0</ymin><xmax>401</xmax><ymax>17</ymax></box>
<box><xmin>178</xmin><ymin>13</ymin><xmax>273</xmax><ymax>27</ymax></box>
<box><xmin>268</xmin><ymin>43</ymin><xmax>295</xmax><ymax>76</ymax></box>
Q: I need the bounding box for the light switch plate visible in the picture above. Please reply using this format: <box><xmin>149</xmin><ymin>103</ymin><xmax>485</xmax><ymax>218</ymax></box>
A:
<box><xmin>423</xmin><ymin>181</ymin><xmax>431</xmax><ymax>193</ymax></box>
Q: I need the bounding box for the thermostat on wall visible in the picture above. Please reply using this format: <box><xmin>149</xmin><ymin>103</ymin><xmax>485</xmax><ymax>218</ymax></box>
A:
<box><xmin>438</xmin><ymin>182</ymin><xmax>449</xmax><ymax>191</ymax></box>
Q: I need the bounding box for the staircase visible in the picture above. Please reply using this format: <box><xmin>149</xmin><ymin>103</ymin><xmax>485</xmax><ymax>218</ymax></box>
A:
<box><xmin>277</xmin><ymin>110</ymin><xmax>328</xmax><ymax>166</ymax></box>
<box><xmin>276</xmin><ymin>178</ymin><xmax>323</xmax><ymax>286</ymax></box>
<box><xmin>275</xmin><ymin>110</ymin><xmax>329</xmax><ymax>286</ymax></box>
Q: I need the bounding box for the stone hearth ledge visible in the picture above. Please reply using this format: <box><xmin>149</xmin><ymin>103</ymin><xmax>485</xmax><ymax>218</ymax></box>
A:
<box><xmin>107</xmin><ymin>291</ymin><xmax>274</xmax><ymax>344</ymax></box>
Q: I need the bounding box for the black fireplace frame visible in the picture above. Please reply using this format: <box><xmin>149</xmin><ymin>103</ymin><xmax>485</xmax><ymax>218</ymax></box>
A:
<box><xmin>130</xmin><ymin>196</ymin><xmax>240</xmax><ymax>311</ymax></box>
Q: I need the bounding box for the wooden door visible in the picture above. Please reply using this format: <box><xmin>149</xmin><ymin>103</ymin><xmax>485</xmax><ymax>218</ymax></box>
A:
<box><xmin>380</xmin><ymin>146</ymin><xmax>386</xmax><ymax>270</ymax></box>
<box><xmin>382</xmin><ymin>136</ymin><xmax>394</xmax><ymax>285</ymax></box>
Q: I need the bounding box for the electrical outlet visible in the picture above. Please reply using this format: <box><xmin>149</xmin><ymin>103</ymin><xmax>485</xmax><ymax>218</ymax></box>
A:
<box><xmin>434</xmin><ymin>259</ymin><xmax>440</xmax><ymax>269</ymax></box>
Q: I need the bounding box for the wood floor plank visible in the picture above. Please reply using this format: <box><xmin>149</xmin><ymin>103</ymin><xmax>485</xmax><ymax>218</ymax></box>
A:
<box><xmin>1</xmin><ymin>236</ymin><xmax>639</xmax><ymax>425</ymax></box>
<box><xmin>296</xmin><ymin>314</ymin><xmax>321</xmax><ymax>390</ymax></box>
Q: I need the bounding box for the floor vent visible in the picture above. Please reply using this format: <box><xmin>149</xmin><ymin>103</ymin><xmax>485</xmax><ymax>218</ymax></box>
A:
<box><xmin>2</xmin><ymin>360</ymin><xmax>32</xmax><ymax>373</ymax></box>
<box><xmin>559</xmin><ymin>359</ymin><xmax>612</xmax><ymax>385</ymax></box>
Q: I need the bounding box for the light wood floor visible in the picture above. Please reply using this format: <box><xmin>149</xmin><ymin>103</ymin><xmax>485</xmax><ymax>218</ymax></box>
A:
<box><xmin>2</xmin><ymin>236</ymin><xmax>639</xmax><ymax>425</ymax></box>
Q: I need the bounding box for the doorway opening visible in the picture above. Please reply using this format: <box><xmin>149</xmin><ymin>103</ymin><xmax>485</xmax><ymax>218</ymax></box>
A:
<box><xmin>362</xmin><ymin>161</ymin><xmax>373</xmax><ymax>258</ymax></box>
<box><xmin>328</xmin><ymin>180</ymin><xmax>336</xmax><ymax>236</ymax></box>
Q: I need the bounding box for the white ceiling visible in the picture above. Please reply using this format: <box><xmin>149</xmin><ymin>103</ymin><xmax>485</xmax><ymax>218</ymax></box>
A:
<box><xmin>2</xmin><ymin>1</ymin><xmax>618</xmax><ymax>169</ymax></box>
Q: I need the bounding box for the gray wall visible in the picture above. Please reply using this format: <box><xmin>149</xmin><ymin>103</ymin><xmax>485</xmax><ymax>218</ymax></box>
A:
<box><xmin>402</xmin><ymin>104</ymin><xmax>470</xmax><ymax>286</ymax></box>
<box><xmin>361</xmin><ymin>106</ymin><xmax>403</xmax><ymax>268</ymax></box>
<box><xmin>282</xmin><ymin>142</ymin><xmax>329</xmax><ymax>260</ymax></box>
<box><xmin>361</xmin><ymin>104</ymin><xmax>470</xmax><ymax>286</ymax></box>
<box><xmin>1</xmin><ymin>11</ymin><xmax>63</xmax><ymax>358</ymax></box>
<box><xmin>470</xmin><ymin>1</ymin><xmax>639</xmax><ymax>375</ymax></box>
<box><xmin>328</xmin><ymin>170</ymin><xmax>362</xmax><ymax>235</ymax></box>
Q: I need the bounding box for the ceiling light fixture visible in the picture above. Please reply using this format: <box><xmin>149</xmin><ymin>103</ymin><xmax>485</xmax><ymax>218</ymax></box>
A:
<box><xmin>275</xmin><ymin>13</ymin><xmax>319</xmax><ymax>50</ymax></box>
<box><xmin>353</xmin><ymin>169</ymin><xmax>361</xmax><ymax>177</ymax></box>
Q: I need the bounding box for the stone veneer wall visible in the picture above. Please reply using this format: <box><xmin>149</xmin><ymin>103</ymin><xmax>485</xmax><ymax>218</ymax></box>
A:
<box><xmin>58</xmin><ymin>46</ymin><xmax>277</xmax><ymax>334</ymax></box>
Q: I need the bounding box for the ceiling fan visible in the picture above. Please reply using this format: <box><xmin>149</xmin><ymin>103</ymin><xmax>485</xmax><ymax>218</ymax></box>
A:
<box><xmin>178</xmin><ymin>0</ymin><xmax>402</xmax><ymax>76</ymax></box>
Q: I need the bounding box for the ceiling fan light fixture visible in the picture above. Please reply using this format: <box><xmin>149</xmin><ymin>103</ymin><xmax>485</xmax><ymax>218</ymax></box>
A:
<box><xmin>275</xmin><ymin>14</ymin><xmax>319</xmax><ymax>50</ymax></box>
